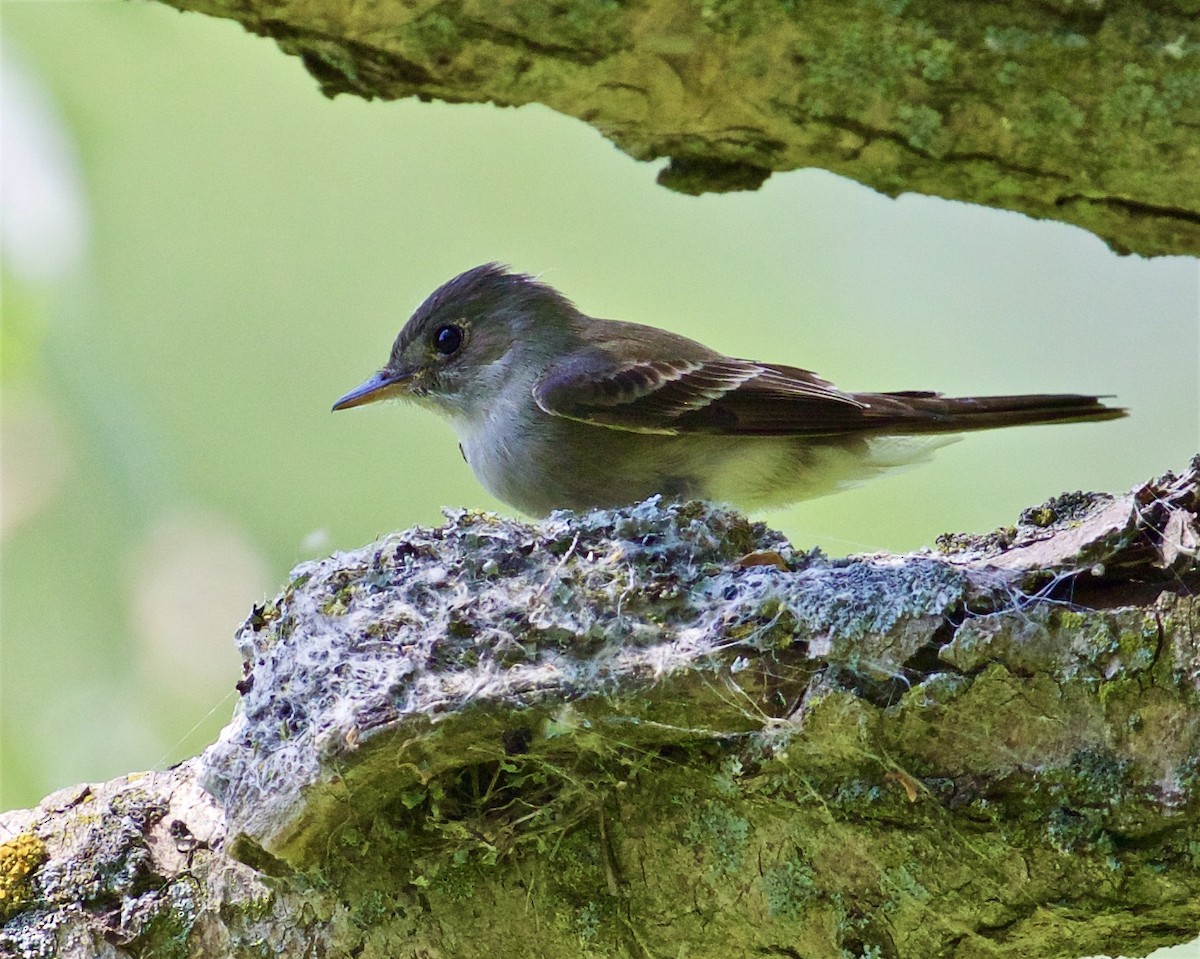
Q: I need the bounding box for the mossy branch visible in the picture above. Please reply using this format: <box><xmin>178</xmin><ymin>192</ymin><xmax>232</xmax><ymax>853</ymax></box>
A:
<box><xmin>3</xmin><ymin>459</ymin><xmax>1199</xmax><ymax>958</ymax></box>
<box><xmin>150</xmin><ymin>0</ymin><xmax>1200</xmax><ymax>256</ymax></box>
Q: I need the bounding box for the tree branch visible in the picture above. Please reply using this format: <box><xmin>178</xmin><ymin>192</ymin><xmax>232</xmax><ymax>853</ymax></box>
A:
<box><xmin>151</xmin><ymin>0</ymin><xmax>1200</xmax><ymax>256</ymax></box>
<box><xmin>3</xmin><ymin>459</ymin><xmax>1199</xmax><ymax>958</ymax></box>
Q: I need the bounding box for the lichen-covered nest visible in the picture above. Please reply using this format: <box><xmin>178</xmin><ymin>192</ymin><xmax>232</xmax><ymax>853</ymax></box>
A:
<box><xmin>3</xmin><ymin>465</ymin><xmax>1198</xmax><ymax>958</ymax></box>
<box><xmin>183</xmin><ymin>464</ymin><xmax>1200</xmax><ymax>959</ymax></box>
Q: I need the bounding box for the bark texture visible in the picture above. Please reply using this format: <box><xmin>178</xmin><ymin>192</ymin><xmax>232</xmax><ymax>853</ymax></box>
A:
<box><xmin>2</xmin><ymin>461</ymin><xmax>1199</xmax><ymax>958</ymax></box>
<box><xmin>150</xmin><ymin>0</ymin><xmax>1200</xmax><ymax>256</ymax></box>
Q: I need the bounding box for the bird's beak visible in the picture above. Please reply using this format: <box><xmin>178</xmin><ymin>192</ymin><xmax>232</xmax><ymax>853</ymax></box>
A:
<box><xmin>331</xmin><ymin>369</ymin><xmax>414</xmax><ymax>411</ymax></box>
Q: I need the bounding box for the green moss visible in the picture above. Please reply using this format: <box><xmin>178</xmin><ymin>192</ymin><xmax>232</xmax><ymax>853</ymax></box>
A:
<box><xmin>347</xmin><ymin>823</ymin><xmax>373</xmax><ymax>848</ymax></box>
<box><xmin>131</xmin><ymin>880</ymin><xmax>200</xmax><ymax>959</ymax></box>
<box><xmin>240</xmin><ymin>885</ymin><xmax>276</xmax><ymax>922</ymax></box>
<box><xmin>1055</xmin><ymin>609</ymin><xmax>1089</xmax><ymax>632</ymax></box>
<box><xmin>1117</xmin><ymin>621</ymin><xmax>1158</xmax><ymax>670</ymax></box>
<box><xmin>996</xmin><ymin>61</ymin><xmax>1025</xmax><ymax>86</ymax></box>
<box><xmin>938</xmin><ymin>523</ymin><xmax>1020</xmax><ymax>553</ymax></box>
<box><xmin>432</xmin><ymin>860</ymin><xmax>479</xmax><ymax>901</ymax></box>
<box><xmin>319</xmin><ymin>573</ymin><xmax>356</xmax><ymax>615</ymax></box>
<box><xmin>1098</xmin><ymin>675</ymin><xmax>1138</xmax><ymax>711</ymax></box>
<box><xmin>506</xmin><ymin>0</ymin><xmax>625</xmax><ymax>55</ymax></box>
<box><xmin>1033</xmin><ymin>90</ymin><xmax>1085</xmax><ymax>130</ymax></box>
<box><xmin>247</xmin><ymin>601</ymin><xmax>280</xmax><ymax>632</ymax></box>
<box><xmin>351</xmin><ymin>888</ymin><xmax>390</xmax><ymax>927</ymax></box>
<box><xmin>295</xmin><ymin>41</ymin><xmax>359</xmax><ymax>86</ymax></box>
<box><xmin>1020</xmin><ymin>506</ymin><xmax>1056</xmax><ymax>527</ymax></box>
<box><xmin>408</xmin><ymin>13</ymin><xmax>464</xmax><ymax>62</ymax></box>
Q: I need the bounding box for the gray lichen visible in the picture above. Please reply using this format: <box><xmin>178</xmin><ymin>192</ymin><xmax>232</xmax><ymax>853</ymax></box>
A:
<box><xmin>202</xmin><ymin>498</ymin><xmax>974</xmax><ymax>862</ymax></box>
<box><xmin>3</xmin><ymin>463</ymin><xmax>1199</xmax><ymax>958</ymax></box>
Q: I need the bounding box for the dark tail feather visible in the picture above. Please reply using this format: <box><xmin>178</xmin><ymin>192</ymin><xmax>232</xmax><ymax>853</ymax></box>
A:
<box><xmin>855</xmin><ymin>391</ymin><xmax>1127</xmax><ymax>435</ymax></box>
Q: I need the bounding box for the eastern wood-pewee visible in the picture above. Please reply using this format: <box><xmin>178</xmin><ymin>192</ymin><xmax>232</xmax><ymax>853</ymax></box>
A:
<box><xmin>333</xmin><ymin>264</ymin><xmax>1124</xmax><ymax>515</ymax></box>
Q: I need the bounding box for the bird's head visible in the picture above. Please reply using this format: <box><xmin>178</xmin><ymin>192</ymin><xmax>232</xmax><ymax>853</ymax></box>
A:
<box><xmin>332</xmin><ymin>263</ymin><xmax>579</xmax><ymax>421</ymax></box>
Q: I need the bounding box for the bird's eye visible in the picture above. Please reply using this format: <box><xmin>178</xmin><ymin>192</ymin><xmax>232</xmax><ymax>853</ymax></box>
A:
<box><xmin>433</xmin><ymin>324</ymin><xmax>464</xmax><ymax>356</ymax></box>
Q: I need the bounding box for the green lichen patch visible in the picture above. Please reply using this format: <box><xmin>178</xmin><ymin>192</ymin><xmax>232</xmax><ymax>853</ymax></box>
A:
<box><xmin>762</xmin><ymin>855</ymin><xmax>817</xmax><ymax>920</ymax></box>
<box><xmin>682</xmin><ymin>797</ymin><xmax>751</xmax><ymax>876</ymax></box>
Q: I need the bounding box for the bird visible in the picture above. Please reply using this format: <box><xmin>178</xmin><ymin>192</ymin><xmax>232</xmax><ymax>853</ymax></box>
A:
<box><xmin>332</xmin><ymin>263</ymin><xmax>1125</xmax><ymax>516</ymax></box>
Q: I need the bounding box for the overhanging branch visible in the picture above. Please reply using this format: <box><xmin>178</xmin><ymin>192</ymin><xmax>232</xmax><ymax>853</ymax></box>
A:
<box><xmin>152</xmin><ymin>0</ymin><xmax>1200</xmax><ymax>256</ymax></box>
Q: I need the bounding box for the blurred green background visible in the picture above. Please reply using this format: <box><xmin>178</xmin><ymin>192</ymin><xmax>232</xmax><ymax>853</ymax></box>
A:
<box><xmin>1</xmin><ymin>0</ymin><xmax>1196</xmax><ymax>820</ymax></box>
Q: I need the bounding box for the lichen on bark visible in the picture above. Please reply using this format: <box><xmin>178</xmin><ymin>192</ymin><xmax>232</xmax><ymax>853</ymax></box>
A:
<box><xmin>3</xmin><ymin>461</ymin><xmax>1198</xmax><ymax>958</ymax></box>
<box><xmin>152</xmin><ymin>0</ymin><xmax>1200</xmax><ymax>255</ymax></box>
